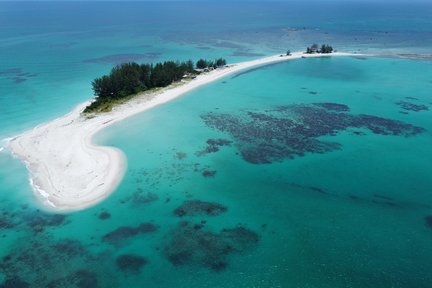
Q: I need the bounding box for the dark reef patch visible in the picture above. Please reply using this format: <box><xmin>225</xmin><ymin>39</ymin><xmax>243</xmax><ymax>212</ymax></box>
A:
<box><xmin>220</xmin><ymin>227</ymin><xmax>260</xmax><ymax>251</ymax></box>
<box><xmin>424</xmin><ymin>216</ymin><xmax>432</xmax><ymax>228</ymax></box>
<box><xmin>46</xmin><ymin>270</ymin><xmax>98</xmax><ymax>288</ymax></box>
<box><xmin>396</xmin><ymin>101</ymin><xmax>429</xmax><ymax>112</ymax></box>
<box><xmin>347</xmin><ymin>193</ymin><xmax>399</xmax><ymax>208</ymax></box>
<box><xmin>121</xmin><ymin>189</ymin><xmax>159</xmax><ymax>205</ymax></box>
<box><xmin>163</xmin><ymin>222</ymin><xmax>259</xmax><ymax>271</ymax></box>
<box><xmin>0</xmin><ymin>68</ymin><xmax>22</xmax><ymax>75</ymax></box>
<box><xmin>313</xmin><ymin>102</ymin><xmax>350</xmax><ymax>112</ymax></box>
<box><xmin>23</xmin><ymin>213</ymin><xmax>68</xmax><ymax>234</ymax></box>
<box><xmin>52</xmin><ymin>239</ymin><xmax>85</xmax><ymax>258</ymax></box>
<box><xmin>351</xmin><ymin>130</ymin><xmax>366</xmax><ymax>136</ymax></box>
<box><xmin>83</xmin><ymin>53</ymin><xmax>161</xmax><ymax>65</ymax></box>
<box><xmin>405</xmin><ymin>96</ymin><xmax>419</xmax><ymax>101</ymax></box>
<box><xmin>202</xmin><ymin>170</ymin><xmax>217</xmax><ymax>178</ymax></box>
<box><xmin>116</xmin><ymin>254</ymin><xmax>148</xmax><ymax>272</ymax></box>
<box><xmin>132</xmin><ymin>190</ymin><xmax>159</xmax><ymax>205</ymax></box>
<box><xmin>98</xmin><ymin>212</ymin><xmax>111</xmax><ymax>220</ymax></box>
<box><xmin>308</xmin><ymin>186</ymin><xmax>329</xmax><ymax>195</ymax></box>
<box><xmin>0</xmin><ymin>218</ymin><xmax>15</xmax><ymax>230</ymax></box>
<box><xmin>0</xmin><ymin>277</ymin><xmax>30</xmax><ymax>288</ymax></box>
<box><xmin>373</xmin><ymin>194</ymin><xmax>394</xmax><ymax>201</ymax></box>
<box><xmin>197</xmin><ymin>46</ymin><xmax>212</xmax><ymax>50</ymax></box>
<box><xmin>0</xmin><ymin>68</ymin><xmax>37</xmax><ymax>83</ymax></box>
<box><xmin>231</xmin><ymin>50</ymin><xmax>265</xmax><ymax>57</ymax></box>
<box><xmin>176</xmin><ymin>152</ymin><xmax>187</xmax><ymax>160</ymax></box>
<box><xmin>0</xmin><ymin>234</ymin><xmax>102</xmax><ymax>288</ymax></box>
<box><xmin>102</xmin><ymin>223</ymin><xmax>158</xmax><ymax>245</ymax></box>
<box><xmin>13</xmin><ymin>77</ymin><xmax>26</xmax><ymax>84</ymax></box>
<box><xmin>174</xmin><ymin>200</ymin><xmax>227</xmax><ymax>217</ymax></box>
<box><xmin>196</xmin><ymin>138</ymin><xmax>232</xmax><ymax>157</ymax></box>
<box><xmin>201</xmin><ymin>103</ymin><xmax>425</xmax><ymax>164</ymax></box>
<box><xmin>213</xmin><ymin>41</ymin><xmax>243</xmax><ymax>49</ymax></box>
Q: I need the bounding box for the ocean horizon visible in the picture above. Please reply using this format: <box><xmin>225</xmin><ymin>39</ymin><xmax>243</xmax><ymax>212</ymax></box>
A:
<box><xmin>1</xmin><ymin>1</ymin><xmax>432</xmax><ymax>287</ymax></box>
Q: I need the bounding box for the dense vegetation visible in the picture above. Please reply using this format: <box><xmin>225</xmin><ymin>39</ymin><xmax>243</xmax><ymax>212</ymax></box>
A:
<box><xmin>305</xmin><ymin>44</ymin><xmax>334</xmax><ymax>54</ymax></box>
<box><xmin>196</xmin><ymin>58</ymin><xmax>227</xmax><ymax>69</ymax></box>
<box><xmin>84</xmin><ymin>58</ymin><xmax>227</xmax><ymax>113</ymax></box>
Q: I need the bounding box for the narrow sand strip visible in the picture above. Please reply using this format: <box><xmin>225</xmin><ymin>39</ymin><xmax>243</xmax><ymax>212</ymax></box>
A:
<box><xmin>9</xmin><ymin>52</ymin><xmax>358</xmax><ymax>212</ymax></box>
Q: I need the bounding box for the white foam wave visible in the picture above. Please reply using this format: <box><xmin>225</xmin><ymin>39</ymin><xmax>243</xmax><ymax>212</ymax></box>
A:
<box><xmin>0</xmin><ymin>137</ymin><xmax>14</xmax><ymax>152</ymax></box>
<box><xmin>29</xmin><ymin>177</ymin><xmax>56</xmax><ymax>207</ymax></box>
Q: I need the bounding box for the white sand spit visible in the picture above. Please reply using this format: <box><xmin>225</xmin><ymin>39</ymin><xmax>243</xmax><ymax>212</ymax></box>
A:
<box><xmin>9</xmin><ymin>52</ymin><xmax>359</xmax><ymax>211</ymax></box>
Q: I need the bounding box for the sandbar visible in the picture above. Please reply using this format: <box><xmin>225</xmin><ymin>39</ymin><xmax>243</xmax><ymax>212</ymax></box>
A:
<box><xmin>8</xmin><ymin>52</ymin><xmax>359</xmax><ymax>212</ymax></box>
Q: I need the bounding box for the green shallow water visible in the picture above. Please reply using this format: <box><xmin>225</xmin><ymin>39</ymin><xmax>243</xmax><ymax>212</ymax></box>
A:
<box><xmin>1</xmin><ymin>56</ymin><xmax>432</xmax><ymax>287</ymax></box>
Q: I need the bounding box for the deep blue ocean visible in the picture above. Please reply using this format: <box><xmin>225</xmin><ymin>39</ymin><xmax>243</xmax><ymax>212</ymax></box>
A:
<box><xmin>1</xmin><ymin>2</ymin><xmax>432</xmax><ymax>287</ymax></box>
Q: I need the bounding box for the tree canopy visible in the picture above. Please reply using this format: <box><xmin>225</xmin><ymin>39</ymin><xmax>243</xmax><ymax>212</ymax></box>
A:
<box><xmin>84</xmin><ymin>57</ymin><xmax>227</xmax><ymax>113</ymax></box>
<box><xmin>305</xmin><ymin>44</ymin><xmax>333</xmax><ymax>54</ymax></box>
<box><xmin>196</xmin><ymin>58</ymin><xmax>227</xmax><ymax>69</ymax></box>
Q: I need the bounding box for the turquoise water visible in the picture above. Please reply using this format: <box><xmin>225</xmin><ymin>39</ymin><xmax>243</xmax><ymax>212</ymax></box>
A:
<box><xmin>1</xmin><ymin>2</ymin><xmax>432</xmax><ymax>287</ymax></box>
<box><xmin>2</xmin><ymin>56</ymin><xmax>432</xmax><ymax>288</ymax></box>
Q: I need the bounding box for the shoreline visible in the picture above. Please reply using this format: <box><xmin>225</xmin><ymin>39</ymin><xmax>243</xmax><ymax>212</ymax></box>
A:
<box><xmin>8</xmin><ymin>51</ymin><xmax>361</xmax><ymax>212</ymax></box>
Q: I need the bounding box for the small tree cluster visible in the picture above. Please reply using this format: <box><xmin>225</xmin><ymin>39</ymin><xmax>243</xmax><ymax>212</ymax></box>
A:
<box><xmin>305</xmin><ymin>44</ymin><xmax>333</xmax><ymax>54</ymax></box>
<box><xmin>84</xmin><ymin>57</ymin><xmax>228</xmax><ymax>113</ymax></box>
<box><xmin>196</xmin><ymin>58</ymin><xmax>227</xmax><ymax>69</ymax></box>
<box><xmin>320</xmin><ymin>44</ymin><xmax>333</xmax><ymax>54</ymax></box>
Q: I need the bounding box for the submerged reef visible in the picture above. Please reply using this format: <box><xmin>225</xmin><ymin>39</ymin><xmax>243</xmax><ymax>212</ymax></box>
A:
<box><xmin>202</xmin><ymin>169</ymin><xmax>217</xmax><ymax>178</ymax></box>
<box><xmin>176</xmin><ymin>152</ymin><xmax>187</xmax><ymax>160</ymax></box>
<box><xmin>196</xmin><ymin>138</ymin><xmax>233</xmax><ymax>157</ymax></box>
<box><xmin>174</xmin><ymin>200</ymin><xmax>227</xmax><ymax>217</ymax></box>
<box><xmin>83</xmin><ymin>53</ymin><xmax>161</xmax><ymax>65</ymax></box>
<box><xmin>98</xmin><ymin>211</ymin><xmax>111</xmax><ymax>220</ymax></box>
<box><xmin>0</xmin><ymin>67</ymin><xmax>38</xmax><ymax>84</ymax></box>
<box><xmin>0</xmin><ymin>217</ymin><xmax>16</xmax><ymax>230</ymax></box>
<box><xmin>201</xmin><ymin>102</ymin><xmax>425</xmax><ymax>164</ymax></box>
<box><xmin>120</xmin><ymin>189</ymin><xmax>159</xmax><ymax>205</ymax></box>
<box><xmin>46</xmin><ymin>270</ymin><xmax>99</xmax><ymax>288</ymax></box>
<box><xmin>424</xmin><ymin>216</ymin><xmax>432</xmax><ymax>228</ymax></box>
<box><xmin>102</xmin><ymin>223</ymin><xmax>158</xmax><ymax>246</ymax></box>
<box><xmin>0</xmin><ymin>235</ymin><xmax>105</xmax><ymax>287</ymax></box>
<box><xmin>23</xmin><ymin>212</ymin><xmax>68</xmax><ymax>234</ymax></box>
<box><xmin>116</xmin><ymin>254</ymin><xmax>148</xmax><ymax>272</ymax></box>
<box><xmin>0</xmin><ymin>277</ymin><xmax>30</xmax><ymax>288</ymax></box>
<box><xmin>163</xmin><ymin>221</ymin><xmax>259</xmax><ymax>271</ymax></box>
<box><xmin>396</xmin><ymin>101</ymin><xmax>429</xmax><ymax>112</ymax></box>
<box><xmin>52</xmin><ymin>239</ymin><xmax>86</xmax><ymax>258</ymax></box>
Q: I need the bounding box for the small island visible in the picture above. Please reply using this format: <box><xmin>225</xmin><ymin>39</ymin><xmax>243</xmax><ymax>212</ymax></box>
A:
<box><xmin>9</xmin><ymin>51</ymin><xmax>356</xmax><ymax>211</ymax></box>
<box><xmin>305</xmin><ymin>44</ymin><xmax>334</xmax><ymax>54</ymax></box>
<box><xmin>84</xmin><ymin>58</ymin><xmax>227</xmax><ymax>113</ymax></box>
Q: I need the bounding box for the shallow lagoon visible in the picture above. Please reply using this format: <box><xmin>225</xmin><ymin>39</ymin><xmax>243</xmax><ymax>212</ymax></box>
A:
<box><xmin>2</xmin><ymin>56</ymin><xmax>431</xmax><ymax>287</ymax></box>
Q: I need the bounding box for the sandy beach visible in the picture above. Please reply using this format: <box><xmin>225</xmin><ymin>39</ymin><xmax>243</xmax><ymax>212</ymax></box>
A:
<box><xmin>8</xmin><ymin>51</ymin><xmax>358</xmax><ymax>212</ymax></box>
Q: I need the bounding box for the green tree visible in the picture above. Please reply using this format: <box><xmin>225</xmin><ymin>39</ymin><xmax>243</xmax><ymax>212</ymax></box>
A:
<box><xmin>215</xmin><ymin>58</ymin><xmax>227</xmax><ymax>67</ymax></box>
<box><xmin>311</xmin><ymin>44</ymin><xmax>319</xmax><ymax>53</ymax></box>
<box><xmin>320</xmin><ymin>44</ymin><xmax>333</xmax><ymax>53</ymax></box>
<box><xmin>196</xmin><ymin>59</ymin><xmax>207</xmax><ymax>69</ymax></box>
<box><xmin>85</xmin><ymin>57</ymin><xmax>228</xmax><ymax>113</ymax></box>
